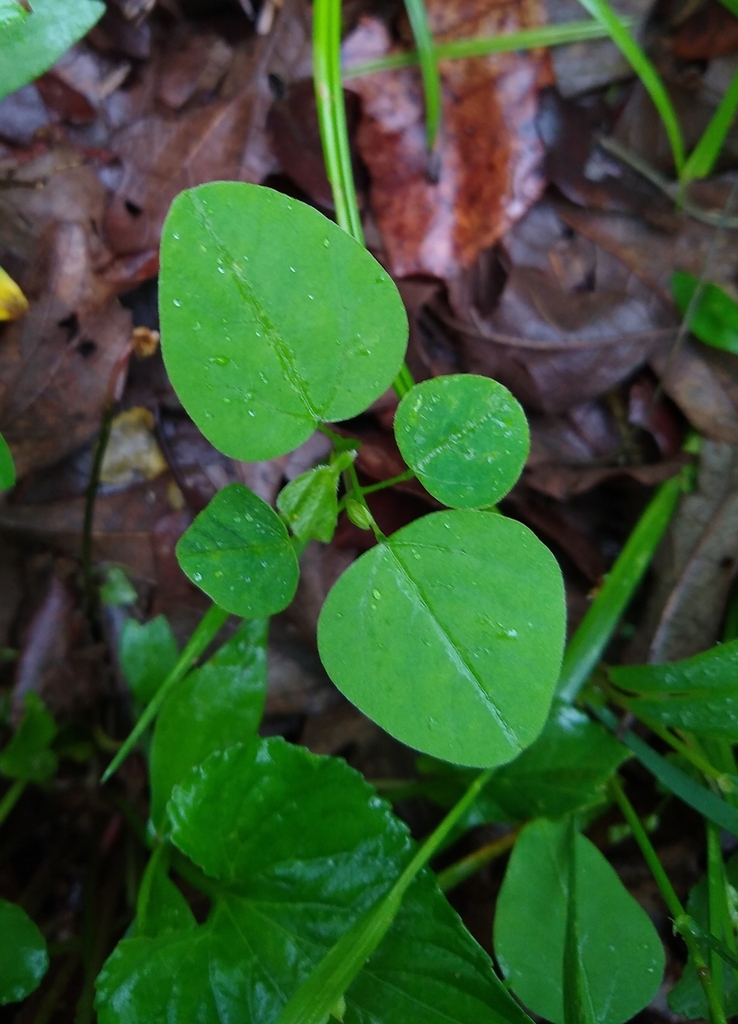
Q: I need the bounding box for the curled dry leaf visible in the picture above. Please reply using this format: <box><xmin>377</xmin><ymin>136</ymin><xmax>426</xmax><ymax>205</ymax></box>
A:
<box><xmin>345</xmin><ymin>3</ymin><xmax>552</xmax><ymax>280</ymax></box>
<box><xmin>447</xmin><ymin>202</ymin><xmax>675</xmax><ymax>412</ymax></box>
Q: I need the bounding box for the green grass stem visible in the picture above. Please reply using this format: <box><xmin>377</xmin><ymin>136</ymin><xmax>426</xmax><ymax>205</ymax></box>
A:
<box><xmin>683</xmin><ymin>65</ymin><xmax>738</xmax><ymax>184</ymax></box>
<box><xmin>402</xmin><ymin>0</ymin><xmax>442</xmax><ymax>153</ymax></box>
<box><xmin>342</xmin><ymin>19</ymin><xmax>633</xmax><ymax>79</ymax></box>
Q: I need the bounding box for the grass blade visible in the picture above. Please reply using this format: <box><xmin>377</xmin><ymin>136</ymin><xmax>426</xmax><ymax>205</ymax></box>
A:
<box><xmin>100</xmin><ymin>603</ymin><xmax>229</xmax><ymax>783</ymax></box>
<box><xmin>574</xmin><ymin>0</ymin><xmax>685</xmax><ymax>174</ymax></box>
<box><xmin>683</xmin><ymin>65</ymin><xmax>738</xmax><ymax>183</ymax></box>
<box><xmin>402</xmin><ymin>0</ymin><xmax>442</xmax><ymax>153</ymax></box>
<box><xmin>274</xmin><ymin>767</ymin><xmax>497</xmax><ymax>1024</ymax></box>
<box><xmin>556</xmin><ymin>460</ymin><xmax>692</xmax><ymax>704</ymax></box>
<box><xmin>343</xmin><ymin>19</ymin><xmax>631</xmax><ymax>79</ymax></box>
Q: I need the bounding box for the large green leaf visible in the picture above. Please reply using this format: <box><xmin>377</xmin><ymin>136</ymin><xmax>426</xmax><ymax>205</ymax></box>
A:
<box><xmin>148</xmin><ymin>619</ymin><xmax>267</xmax><ymax>830</ymax></box>
<box><xmin>494</xmin><ymin>818</ymin><xmax>664</xmax><ymax>1024</ymax></box>
<box><xmin>0</xmin><ymin>0</ymin><xmax>104</xmax><ymax>101</ymax></box>
<box><xmin>0</xmin><ymin>900</ymin><xmax>48</xmax><ymax>1004</ymax></box>
<box><xmin>394</xmin><ymin>375</ymin><xmax>529</xmax><ymax>509</ymax></box>
<box><xmin>0</xmin><ymin>693</ymin><xmax>56</xmax><ymax>783</ymax></box>
<box><xmin>318</xmin><ymin>509</ymin><xmax>566</xmax><ymax>767</ymax></box>
<box><xmin>609</xmin><ymin>639</ymin><xmax>738</xmax><ymax>740</ymax></box>
<box><xmin>159</xmin><ymin>183</ymin><xmax>408</xmax><ymax>461</ymax></box>
<box><xmin>176</xmin><ymin>483</ymin><xmax>299</xmax><ymax>617</ymax></box>
<box><xmin>96</xmin><ymin>739</ymin><xmax>531</xmax><ymax>1024</ymax></box>
<box><xmin>420</xmin><ymin>705</ymin><xmax>628</xmax><ymax>826</ymax></box>
<box><xmin>120</xmin><ymin>615</ymin><xmax>179</xmax><ymax>705</ymax></box>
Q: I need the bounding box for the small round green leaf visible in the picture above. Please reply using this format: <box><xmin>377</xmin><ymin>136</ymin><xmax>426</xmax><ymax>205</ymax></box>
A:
<box><xmin>276</xmin><ymin>465</ymin><xmax>341</xmax><ymax>543</ymax></box>
<box><xmin>317</xmin><ymin>510</ymin><xmax>566</xmax><ymax>767</ymax></box>
<box><xmin>160</xmin><ymin>183</ymin><xmax>408</xmax><ymax>461</ymax></box>
<box><xmin>494</xmin><ymin>818</ymin><xmax>664</xmax><ymax>1024</ymax></box>
<box><xmin>176</xmin><ymin>484</ymin><xmax>298</xmax><ymax>617</ymax></box>
<box><xmin>394</xmin><ymin>375</ymin><xmax>529</xmax><ymax>508</ymax></box>
<box><xmin>0</xmin><ymin>900</ymin><xmax>48</xmax><ymax>1004</ymax></box>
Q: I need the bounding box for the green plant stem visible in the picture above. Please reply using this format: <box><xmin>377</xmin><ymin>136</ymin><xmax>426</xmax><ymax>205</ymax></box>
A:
<box><xmin>574</xmin><ymin>0</ymin><xmax>685</xmax><ymax>174</ymax></box>
<box><xmin>437</xmin><ymin>828</ymin><xmax>519</xmax><ymax>893</ymax></box>
<box><xmin>402</xmin><ymin>0</ymin><xmax>441</xmax><ymax>153</ymax></box>
<box><xmin>275</xmin><ymin>766</ymin><xmax>495</xmax><ymax>1024</ymax></box>
<box><xmin>356</xmin><ymin>469</ymin><xmax>416</xmax><ymax>497</ymax></box>
<box><xmin>682</xmin><ymin>65</ymin><xmax>738</xmax><ymax>184</ymax></box>
<box><xmin>707</xmin><ymin>821</ymin><xmax>727</xmax><ymax>1009</ymax></box>
<box><xmin>101</xmin><ymin>603</ymin><xmax>229</xmax><ymax>783</ymax></box>
<box><xmin>610</xmin><ymin>776</ymin><xmax>727</xmax><ymax>1024</ymax></box>
<box><xmin>557</xmin><ymin>460</ymin><xmax>692</xmax><ymax>703</ymax></box>
<box><xmin>313</xmin><ymin>0</ymin><xmax>414</xmax><ymax>401</ymax></box>
<box><xmin>343</xmin><ymin>19</ymin><xmax>632</xmax><ymax>79</ymax></box>
<box><xmin>0</xmin><ymin>777</ymin><xmax>26</xmax><ymax>826</ymax></box>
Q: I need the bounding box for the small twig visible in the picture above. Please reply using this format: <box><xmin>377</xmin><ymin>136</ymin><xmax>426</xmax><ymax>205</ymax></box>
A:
<box><xmin>597</xmin><ymin>137</ymin><xmax>738</xmax><ymax>229</ymax></box>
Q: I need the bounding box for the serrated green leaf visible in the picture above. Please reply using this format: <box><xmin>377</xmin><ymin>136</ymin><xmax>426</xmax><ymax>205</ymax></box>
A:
<box><xmin>318</xmin><ymin>509</ymin><xmax>565</xmax><ymax>767</ymax></box>
<box><xmin>610</xmin><ymin>639</ymin><xmax>738</xmax><ymax>740</ymax></box>
<box><xmin>120</xmin><ymin>616</ymin><xmax>179</xmax><ymax>705</ymax></box>
<box><xmin>0</xmin><ymin>693</ymin><xmax>56</xmax><ymax>783</ymax></box>
<box><xmin>0</xmin><ymin>900</ymin><xmax>48</xmax><ymax>1004</ymax></box>
<box><xmin>96</xmin><ymin>739</ymin><xmax>530</xmax><ymax>1024</ymax></box>
<box><xmin>672</xmin><ymin>272</ymin><xmax>738</xmax><ymax>355</ymax></box>
<box><xmin>394</xmin><ymin>375</ymin><xmax>529</xmax><ymax>509</ymax></box>
<box><xmin>421</xmin><ymin>705</ymin><xmax>628</xmax><ymax>826</ymax></box>
<box><xmin>159</xmin><ymin>183</ymin><xmax>408</xmax><ymax>462</ymax></box>
<box><xmin>176</xmin><ymin>483</ymin><xmax>299</xmax><ymax>617</ymax></box>
<box><xmin>277</xmin><ymin>464</ymin><xmax>342</xmax><ymax>543</ymax></box>
<box><xmin>0</xmin><ymin>0</ymin><xmax>104</xmax><ymax>101</ymax></box>
<box><xmin>494</xmin><ymin>818</ymin><xmax>664</xmax><ymax>1024</ymax></box>
<box><xmin>0</xmin><ymin>432</ymin><xmax>15</xmax><ymax>491</ymax></box>
<box><xmin>149</xmin><ymin>619</ymin><xmax>267</xmax><ymax>830</ymax></box>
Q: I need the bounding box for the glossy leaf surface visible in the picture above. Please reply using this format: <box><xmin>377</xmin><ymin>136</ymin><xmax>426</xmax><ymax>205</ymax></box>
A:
<box><xmin>610</xmin><ymin>639</ymin><xmax>738</xmax><ymax>740</ymax></box>
<box><xmin>96</xmin><ymin>739</ymin><xmax>530</xmax><ymax>1024</ymax></box>
<box><xmin>160</xmin><ymin>183</ymin><xmax>408</xmax><ymax>461</ymax></box>
<box><xmin>120</xmin><ymin>616</ymin><xmax>179</xmax><ymax>705</ymax></box>
<box><xmin>0</xmin><ymin>693</ymin><xmax>56</xmax><ymax>783</ymax></box>
<box><xmin>672</xmin><ymin>272</ymin><xmax>738</xmax><ymax>355</ymax></box>
<box><xmin>0</xmin><ymin>0</ymin><xmax>104</xmax><ymax>101</ymax></box>
<box><xmin>318</xmin><ymin>510</ymin><xmax>566</xmax><ymax>767</ymax></box>
<box><xmin>149</xmin><ymin>619</ymin><xmax>267</xmax><ymax>830</ymax></box>
<box><xmin>0</xmin><ymin>900</ymin><xmax>48</xmax><ymax>1004</ymax></box>
<box><xmin>0</xmin><ymin>0</ymin><xmax>28</xmax><ymax>29</ymax></box>
<box><xmin>394</xmin><ymin>375</ymin><xmax>529</xmax><ymax>508</ymax></box>
<box><xmin>0</xmin><ymin>432</ymin><xmax>15</xmax><ymax>491</ymax></box>
<box><xmin>420</xmin><ymin>705</ymin><xmax>628</xmax><ymax>825</ymax></box>
<box><xmin>176</xmin><ymin>483</ymin><xmax>299</xmax><ymax>617</ymax></box>
<box><xmin>494</xmin><ymin>818</ymin><xmax>664</xmax><ymax>1024</ymax></box>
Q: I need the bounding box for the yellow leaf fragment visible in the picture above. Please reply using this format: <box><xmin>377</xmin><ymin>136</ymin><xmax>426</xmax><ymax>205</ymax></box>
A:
<box><xmin>0</xmin><ymin>267</ymin><xmax>29</xmax><ymax>322</ymax></box>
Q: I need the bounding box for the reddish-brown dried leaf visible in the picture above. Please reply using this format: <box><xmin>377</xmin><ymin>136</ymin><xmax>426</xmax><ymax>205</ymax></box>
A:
<box><xmin>346</xmin><ymin>4</ymin><xmax>552</xmax><ymax>280</ymax></box>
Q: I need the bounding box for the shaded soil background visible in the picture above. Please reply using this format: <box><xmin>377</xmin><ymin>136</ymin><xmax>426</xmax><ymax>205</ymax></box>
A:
<box><xmin>1</xmin><ymin>0</ymin><xmax>738</xmax><ymax>1019</ymax></box>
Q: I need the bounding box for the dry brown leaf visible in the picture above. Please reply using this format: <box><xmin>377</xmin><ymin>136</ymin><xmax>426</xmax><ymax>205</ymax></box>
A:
<box><xmin>346</xmin><ymin>3</ymin><xmax>552</xmax><ymax>280</ymax></box>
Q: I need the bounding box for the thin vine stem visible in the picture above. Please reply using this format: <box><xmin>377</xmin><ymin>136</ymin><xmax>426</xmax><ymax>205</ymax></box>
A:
<box><xmin>0</xmin><ymin>777</ymin><xmax>26</xmax><ymax>826</ymax></box>
<box><xmin>611</xmin><ymin>776</ymin><xmax>727</xmax><ymax>1024</ymax></box>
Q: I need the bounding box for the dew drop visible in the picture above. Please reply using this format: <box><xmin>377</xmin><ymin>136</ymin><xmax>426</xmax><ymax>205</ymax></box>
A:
<box><xmin>372</xmin><ymin>589</ymin><xmax>381</xmax><ymax>600</ymax></box>
<box><xmin>172</xmin><ymin>232</ymin><xmax>180</xmax><ymax>240</ymax></box>
<box><xmin>211</xmin><ymin>355</ymin><xmax>229</xmax><ymax>366</ymax></box>
<box><xmin>289</xmin><ymin>266</ymin><xmax>296</xmax><ymax>273</ymax></box>
<box><xmin>223</xmin><ymin>397</ymin><xmax>232</xmax><ymax>404</ymax></box>
<box><xmin>193</xmin><ymin>321</ymin><xmax>202</xmax><ymax>331</ymax></box>
<box><xmin>214</xmin><ymin>570</ymin><xmax>224</xmax><ymax>578</ymax></box>
<box><xmin>193</xmin><ymin>572</ymin><xmax>203</xmax><ymax>582</ymax></box>
<box><xmin>308</xmin><ymin>294</ymin><xmax>314</xmax><ymax>300</ymax></box>
<box><xmin>322</xmin><ymin>238</ymin><xmax>330</xmax><ymax>248</ymax></box>
<box><xmin>248</xmin><ymin>409</ymin><xmax>255</xmax><ymax>417</ymax></box>
<box><xmin>172</xmin><ymin>299</ymin><xmax>181</xmax><ymax>307</ymax></box>
<box><xmin>218</xmin><ymin>266</ymin><xmax>225</xmax><ymax>274</ymax></box>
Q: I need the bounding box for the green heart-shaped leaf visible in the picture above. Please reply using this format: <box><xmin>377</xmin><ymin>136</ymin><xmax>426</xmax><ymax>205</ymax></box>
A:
<box><xmin>317</xmin><ymin>510</ymin><xmax>566</xmax><ymax>767</ymax></box>
<box><xmin>160</xmin><ymin>183</ymin><xmax>408</xmax><ymax>461</ymax></box>
<box><xmin>394</xmin><ymin>375</ymin><xmax>529</xmax><ymax>508</ymax></box>
<box><xmin>176</xmin><ymin>483</ymin><xmax>299</xmax><ymax>617</ymax></box>
<box><xmin>494</xmin><ymin>818</ymin><xmax>664</xmax><ymax>1024</ymax></box>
